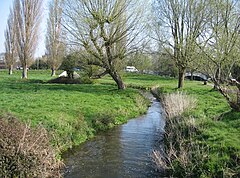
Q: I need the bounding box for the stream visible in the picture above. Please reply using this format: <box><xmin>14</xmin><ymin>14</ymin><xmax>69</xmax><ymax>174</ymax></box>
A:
<box><xmin>63</xmin><ymin>97</ymin><xmax>165</xmax><ymax>178</ymax></box>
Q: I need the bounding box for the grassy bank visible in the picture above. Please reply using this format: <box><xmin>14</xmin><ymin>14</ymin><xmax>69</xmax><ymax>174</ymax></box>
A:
<box><xmin>0</xmin><ymin>70</ymin><xmax>149</xmax><ymax>151</ymax></box>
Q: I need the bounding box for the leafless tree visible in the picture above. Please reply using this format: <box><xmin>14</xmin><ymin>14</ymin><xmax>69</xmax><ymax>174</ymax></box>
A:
<box><xmin>62</xmin><ymin>0</ymin><xmax>144</xmax><ymax>89</ymax></box>
<box><xmin>200</xmin><ymin>0</ymin><xmax>240</xmax><ymax>83</ymax></box>
<box><xmin>46</xmin><ymin>0</ymin><xmax>65</xmax><ymax>76</ymax></box>
<box><xmin>13</xmin><ymin>0</ymin><xmax>43</xmax><ymax>79</ymax></box>
<box><xmin>199</xmin><ymin>0</ymin><xmax>240</xmax><ymax>111</ymax></box>
<box><xmin>153</xmin><ymin>0</ymin><xmax>208</xmax><ymax>88</ymax></box>
<box><xmin>4</xmin><ymin>8</ymin><xmax>17</xmax><ymax>75</ymax></box>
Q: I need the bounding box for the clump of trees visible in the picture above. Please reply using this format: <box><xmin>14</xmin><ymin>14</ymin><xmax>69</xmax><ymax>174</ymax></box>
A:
<box><xmin>4</xmin><ymin>0</ymin><xmax>42</xmax><ymax>78</ymax></box>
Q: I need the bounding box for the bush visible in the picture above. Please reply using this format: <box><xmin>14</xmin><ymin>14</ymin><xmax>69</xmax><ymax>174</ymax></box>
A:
<box><xmin>0</xmin><ymin>116</ymin><xmax>62</xmax><ymax>178</ymax></box>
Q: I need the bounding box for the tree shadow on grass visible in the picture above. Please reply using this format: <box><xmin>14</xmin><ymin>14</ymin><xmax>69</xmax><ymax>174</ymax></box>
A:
<box><xmin>220</xmin><ymin>110</ymin><xmax>240</xmax><ymax>122</ymax></box>
<box><xmin>19</xmin><ymin>78</ymin><xmax>128</xmax><ymax>96</ymax></box>
<box><xmin>125</xmin><ymin>74</ymin><xmax>174</xmax><ymax>82</ymax></box>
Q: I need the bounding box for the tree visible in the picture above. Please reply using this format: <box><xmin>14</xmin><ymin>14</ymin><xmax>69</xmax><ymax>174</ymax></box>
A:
<box><xmin>46</xmin><ymin>0</ymin><xmax>65</xmax><ymax>76</ymax></box>
<box><xmin>13</xmin><ymin>0</ymin><xmax>43</xmax><ymax>79</ymax></box>
<box><xmin>199</xmin><ymin>0</ymin><xmax>240</xmax><ymax>111</ymax></box>
<box><xmin>200</xmin><ymin>0</ymin><xmax>240</xmax><ymax>84</ymax></box>
<box><xmin>153</xmin><ymin>0</ymin><xmax>207</xmax><ymax>88</ymax></box>
<box><xmin>62</xmin><ymin>0</ymin><xmax>144</xmax><ymax>89</ymax></box>
<box><xmin>4</xmin><ymin>8</ymin><xmax>17</xmax><ymax>75</ymax></box>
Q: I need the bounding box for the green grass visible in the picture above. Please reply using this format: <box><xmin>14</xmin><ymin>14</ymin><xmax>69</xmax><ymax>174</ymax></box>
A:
<box><xmin>0</xmin><ymin>70</ymin><xmax>149</xmax><ymax>151</ymax></box>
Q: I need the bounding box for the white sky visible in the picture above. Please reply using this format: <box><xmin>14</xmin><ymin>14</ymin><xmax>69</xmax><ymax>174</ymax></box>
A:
<box><xmin>0</xmin><ymin>0</ymin><xmax>49</xmax><ymax>57</ymax></box>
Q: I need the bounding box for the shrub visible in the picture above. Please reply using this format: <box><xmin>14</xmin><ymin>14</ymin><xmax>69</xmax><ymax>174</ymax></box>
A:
<box><xmin>0</xmin><ymin>116</ymin><xmax>62</xmax><ymax>178</ymax></box>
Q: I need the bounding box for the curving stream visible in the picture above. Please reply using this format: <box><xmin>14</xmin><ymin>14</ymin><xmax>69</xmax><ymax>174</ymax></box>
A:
<box><xmin>63</xmin><ymin>97</ymin><xmax>165</xmax><ymax>178</ymax></box>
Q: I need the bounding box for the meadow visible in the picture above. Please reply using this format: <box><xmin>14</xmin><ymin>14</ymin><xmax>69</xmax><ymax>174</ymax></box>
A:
<box><xmin>0</xmin><ymin>70</ymin><xmax>239</xmax><ymax>176</ymax></box>
<box><xmin>0</xmin><ymin>70</ymin><xmax>149</xmax><ymax>151</ymax></box>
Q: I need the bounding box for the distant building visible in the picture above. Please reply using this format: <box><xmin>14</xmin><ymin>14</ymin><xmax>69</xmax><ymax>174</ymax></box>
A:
<box><xmin>0</xmin><ymin>53</ymin><xmax>6</xmax><ymax>69</ymax></box>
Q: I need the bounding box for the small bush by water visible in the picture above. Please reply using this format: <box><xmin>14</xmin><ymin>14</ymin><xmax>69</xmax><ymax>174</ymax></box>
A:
<box><xmin>0</xmin><ymin>115</ymin><xmax>62</xmax><ymax>177</ymax></box>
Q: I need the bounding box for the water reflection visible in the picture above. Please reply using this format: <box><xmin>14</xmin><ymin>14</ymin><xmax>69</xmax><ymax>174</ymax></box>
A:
<box><xmin>63</xmin><ymin>99</ymin><xmax>165</xmax><ymax>178</ymax></box>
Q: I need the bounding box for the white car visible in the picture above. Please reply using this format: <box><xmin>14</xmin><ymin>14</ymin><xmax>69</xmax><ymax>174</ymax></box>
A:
<box><xmin>125</xmin><ymin>66</ymin><xmax>138</xmax><ymax>72</ymax></box>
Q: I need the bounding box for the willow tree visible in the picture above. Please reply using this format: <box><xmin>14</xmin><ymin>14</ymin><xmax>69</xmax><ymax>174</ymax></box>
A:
<box><xmin>46</xmin><ymin>0</ymin><xmax>65</xmax><ymax>76</ymax></box>
<box><xmin>200</xmin><ymin>0</ymin><xmax>240</xmax><ymax>111</ymax></box>
<box><xmin>62</xmin><ymin>0</ymin><xmax>143</xmax><ymax>89</ymax></box>
<box><xmin>14</xmin><ymin>0</ymin><xmax>42</xmax><ymax>79</ymax></box>
<box><xmin>153</xmin><ymin>0</ymin><xmax>207</xmax><ymax>88</ymax></box>
<box><xmin>4</xmin><ymin>8</ymin><xmax>17</xmax><ymax>75</ymax></box>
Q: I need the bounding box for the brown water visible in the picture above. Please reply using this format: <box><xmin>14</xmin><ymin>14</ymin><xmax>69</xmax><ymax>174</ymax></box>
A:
<box><xmin>63</xmin><ymin>98</ymin><xmax>165</xmax><ymax>178</ymax></box>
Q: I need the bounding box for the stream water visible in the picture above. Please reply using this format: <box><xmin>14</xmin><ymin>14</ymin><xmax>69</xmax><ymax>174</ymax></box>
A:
<box><xmin>63</xmin><ymin>97</ymin><xmax>165</xmax><ymax>178</ymax></box>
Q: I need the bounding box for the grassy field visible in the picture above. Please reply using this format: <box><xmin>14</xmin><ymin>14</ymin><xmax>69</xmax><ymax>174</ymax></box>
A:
<box><xmin>0</xmin><ymin>70</ymin><xmax>239</xmax><ymax>176</ymax></box>
<box><xmin>0</xmin><ymin>70</ymin><xmax>149</xmax><ymax>151</ymax></box>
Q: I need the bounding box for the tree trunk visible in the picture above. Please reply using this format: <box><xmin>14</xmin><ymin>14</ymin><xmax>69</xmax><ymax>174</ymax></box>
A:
<box><xmin>109</xmin><ymin>71</ymin><xmax>126</xmax><ymax>90</ymax></box>
<box><xmin>178</xmin><ymin>67</ymin><xmax>186</xmax><ymax>88</ymax></box>
<box><xmin>190</xmin><ymin>70</ymin><xmax>194</xmax><ymax>81</ymax></box>
<box><xmin>22</xmin><ymin>65</ymin><xmax>28</xmax><ymax>79</ymax></box>
<box><xmin>214</xmin><ymin>67</ymin><xmax>221</xmax><ymax>88</ymax></box>
<box><xmin>51</xmin><ymin>68</ymin><xmax>56</xmax><ymax>76</ymax></box>
<box><xmin>9</xmin><ymin>65</ymin><xmax>13</xmax><ymax>75</ymax></box>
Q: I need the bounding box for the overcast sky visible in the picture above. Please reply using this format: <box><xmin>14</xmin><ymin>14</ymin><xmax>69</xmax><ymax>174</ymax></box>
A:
<box><xmin>0</xmin><ymin>0</ymin><xmax>49</xmax><ymax>57</ymax></box>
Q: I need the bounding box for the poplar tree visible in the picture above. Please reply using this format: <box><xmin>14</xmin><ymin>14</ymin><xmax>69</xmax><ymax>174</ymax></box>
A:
<box><xmin>14</xmin><ymin>0</ymin><xmax>42</xmax><ymax>78</ymax></box>
<box><xmin>46</xmin><ymin>0</ymin><xmax>65</xmax><ymax>76</ymax></box>
<box><xmin>4</xmin><ymin>8</ymin><xmax>17</xmax><ymax>75</ymax></box>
